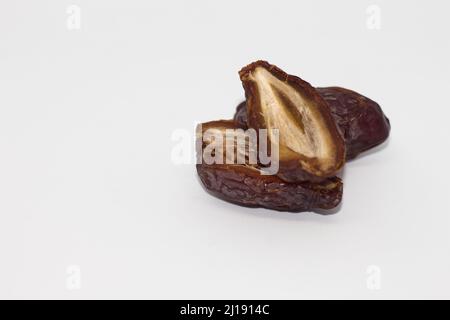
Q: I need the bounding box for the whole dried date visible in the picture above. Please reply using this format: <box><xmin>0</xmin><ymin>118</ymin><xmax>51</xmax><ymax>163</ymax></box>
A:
<box><xmin>234</xmin><ymin>87</ymin><xmax>391</xmax><ymax>160</ymax></box>
<box><xmin>239</xmin><ymin>61</ymin><xmax>345</xmax><ymax>182</ymax></box>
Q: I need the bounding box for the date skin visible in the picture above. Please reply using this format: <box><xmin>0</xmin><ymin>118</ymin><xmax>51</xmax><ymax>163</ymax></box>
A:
<box><xmin>234</xmin><ymin>87</ymin><xmax>391</xmax><ymax>160</ymax></box>
<box><xmin>197</xmin><ymin>164</ymin><xmax>343</xmax><ymax>213</ymax></box>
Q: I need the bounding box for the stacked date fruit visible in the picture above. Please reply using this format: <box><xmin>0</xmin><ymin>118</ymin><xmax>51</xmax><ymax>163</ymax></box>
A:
<box><xmin>197</xmin><ymin>61</ymin><xmax>390</xmax><ymax>214</ymax></box>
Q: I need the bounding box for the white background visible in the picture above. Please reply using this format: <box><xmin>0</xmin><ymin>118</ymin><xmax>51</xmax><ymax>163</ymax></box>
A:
<box><xmin>1</xmin><ymin>0</ymin><xmax>449</xmax><ymax>299</ymax></box>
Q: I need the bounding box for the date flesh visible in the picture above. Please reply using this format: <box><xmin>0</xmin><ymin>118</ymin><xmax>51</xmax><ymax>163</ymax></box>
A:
<box><xmin>239</xmin><ymin>61</ymin><xmax>345</xmax><ymax>182</ymax></box>
<box><xmin>197</xmin><ymin>120</ymin><xmax>254</xmax><ymax>167</ymax></box>
<box><xmin>234</xmin><ymin>87</ymin><xmax>391</xmax><ymax>160</ymax></box>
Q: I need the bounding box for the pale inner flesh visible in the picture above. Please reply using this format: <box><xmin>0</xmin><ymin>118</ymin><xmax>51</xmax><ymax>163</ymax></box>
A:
<box><xmin>249</xmin><ymin>67</ymin><xmax>335</xmax><ymax>163</ymax></box>
<box><xmin>202</xmin><ymin>126</ymin><xmax>257</xmax><ymax>166</ymax></box>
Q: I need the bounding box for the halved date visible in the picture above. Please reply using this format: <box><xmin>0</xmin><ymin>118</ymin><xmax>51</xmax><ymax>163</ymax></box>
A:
<box><xmin>197</xmin><ymin>121</ymin><xmax>343</xmax><ymax>213</ymax></box>
<box><xmin>234</xmin><ymin>87</ymin><xmax>391</xmax><ymax>160</ymax></box>
<box><xmin>239</xmin><ymin>61</ymin><xmax>345</xmax><ymax>182</ymax></box>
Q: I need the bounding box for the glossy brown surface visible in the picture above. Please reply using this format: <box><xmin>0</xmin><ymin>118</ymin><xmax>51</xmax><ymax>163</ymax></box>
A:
<box><xmin>239</xmin><ymin>61</ymin><xmax>345</xmax><ymax>182</ymax></box>
<box><xmin>197</xmin><ymin>164</ymin><xmax>342</xmax><ymax>213</ymax></box>
<box><xmin>234</xmin><ymin>87</ymin><xmax>391</xmax><ymax>160</ymax></box>
<box><xmin>317</xmin><ymin>87</ymin><xmax>391</xmax><ymax>160</ymax></box>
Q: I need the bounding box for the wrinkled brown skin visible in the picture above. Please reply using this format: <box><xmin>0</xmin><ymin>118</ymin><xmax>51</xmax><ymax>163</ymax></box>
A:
<box><xmin>234</xmin><ymin>87</ymin><xmax>391</xmax><ymax>160</ymax></box>
<box><xmin>197</xmin><ymin>164</ymin><xmax>343</xmax><ymax>213</ymax></box>
<box><xmin>317</xmin><ymin>87</ymin><xmax>391</xmax><ymax>160</ymax></box>
<box><xmin>239</xmin><ymin>61</ymin><xmax>346</xmax><ymax>183</ymax></box>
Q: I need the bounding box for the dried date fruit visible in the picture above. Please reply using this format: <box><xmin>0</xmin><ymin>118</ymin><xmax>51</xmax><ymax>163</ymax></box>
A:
<box><xmin>197</xmin><ymin>163</ymin><xmax>343</xmax><ymax>213</ymax></box>
<box><xmin>234</xmin><ymin>87</ymin><xmax>391</xmax><ymax>160</ymax></box>
<box><xmin>197</xmin><ymin>121</ymin><xmax>343</xmax><ymax>212</ymax></box>
<box><xmin>196</xmin><ymin>60</ymin><xmax>389</xmax><ymax>214</ymax></box>
<box><xmin>239</xmin><ymin>61</ymin><xmax>345</xmax><ymax>182</ymax></box>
